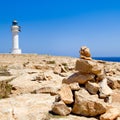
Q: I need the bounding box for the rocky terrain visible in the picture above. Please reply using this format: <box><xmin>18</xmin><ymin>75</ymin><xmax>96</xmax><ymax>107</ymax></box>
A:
<box><xmin>0</xmin><ymin>50</ymin><xmax>120</xmax><ymax>120</ymax></box>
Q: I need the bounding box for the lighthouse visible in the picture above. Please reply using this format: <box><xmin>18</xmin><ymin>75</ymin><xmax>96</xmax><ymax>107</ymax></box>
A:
<box><xmin>11</xmin><ymin>20</ymin><xmax>22</xmax><ymax>54</ymax></box>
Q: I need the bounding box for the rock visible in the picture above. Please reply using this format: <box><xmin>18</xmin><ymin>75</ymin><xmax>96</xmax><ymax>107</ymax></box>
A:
<box><xmin>0</xmin><ymin>94</ymin><xmax>55</xmax><ymax>120</ymax></box>
<box><xmin>39</xmin><ymin>71</ymin><xmax>53</xmax><ymax>81</ymax></box>
<box><xmin>54</xmin><ymin>65</ymin><xmax>61</xmax><ymax>74</ymax></box>
<box><xmin>59</xmin><ymin>73</ymin><xmax>68</xmax><ymax>77</ymax></box>
<box><xmin>36</xmin><ymin>73</ymin><xmax>52</xmax><ymax>81</ymax></box>
<box><xmin>80</xmin><ymin>46</ymin><xmax>91</xmax><ymax>57</ymax></box>
<box><xmin>58</xmin><ymin>84</ymin><xmax>73</xmax><ymax>104</ymax></box>
<box><xmin>34</xmin><ymin>64</ymin><xmax>50</xmax><ymax>70</ymax></box>
<box><xmin>50</xmin><ymin>114</ymin><xmax>98</xmax><ymax>120</ymax></box>
<box><xmin>81</xmin><ymin>55</ymin><xmax>92</xmax><ymax>60</ymax></box>
<box><xmin>52</xmin><ymin>101</ymin><xmax>72</xmax><ymax>116</ymax></box>
<box><xmin>68</xmin><ymin>66</ymin><xmax>75</xmax><ymax>71</ymax></box>
<box><xmin>100</xmin><ymin>107</ymin><xmax>120</xmax><ymax>120</ymax></box>
<box><xmin>75</xmin><ymin>59</ymin><xmax>103</xmax><ymax>76</ymax></box>
<box><xmin>111</xmin><ymin>90</ymin><xmax>120</xmax><ymax>103</ymax></box>
<box><xmin>85</xmin><ymin>81</ymin><xmax>100</xmax><ymax>95</ymax></box>
<box><xmin>55</xmin><ymin>95</ymin><xmax>61</xmax><ymax>102</ymax></box>
<box><xmin>9</xmin><ymin>70</ymin><xmax>62</xmax><ymax>96</ymax></box>
<box><xmin>8</xmin><ymin>68</ymin><xmax>39</xmax><ymax>76</ymax></box>
<box><xmin>69</xmin><ymin>82</ymin><xmax>80</xmax><ymax>91</ymax></box>
<box><xmin>99</xmin><ymin>78</ymin><xmax>113</xmax><ymax>98</ymax></box>
<box><xmin>107</xmin><ymin>76</ymin><xmax>120</xmax><ymax>89</ymax></box>
<box><xmin>96</xmin><ymin>72</ymin><xmax>105</xmax><ymax>82</ymax></box>
<box><xmin>72</xmin><ymin>89</ymin><xmax>106</xmax><ymax>116</ymax></box>
<box><xmin>30</xmin><ymin>72</ymin><xmax>48</xmax><ymax>82</ymax></box>
<box><xmin>9</xmin><ymin>73</ymin><xmax>42</xmax><ymax>95</ymax></box>
<box><xmin>117</xmin><ymin>117</ymin><xmax>120</xmax><ymax>120</ymax></box>
<box><xmin>61</xmin><ymin>65</ymin><xmax>68</xmax><ymax>73</ymax></box>
<box><xmin>62</xmin><ymin>72</ymin><xmax>95</xmax><ymax>84</ymax></box>
<box><xmin>80</xmin><ymin>46</ymin><xmax>92</xmax><ymax>60</ymax></box>
<box><xmin>7</xmin><ymin>63</ymin><xmax>24</xmax><ymax>70</ymax></box>
<box><xmin>54</xmin><ymin>65</ymin><xmax>67</xmax><ymax>74</ymax></box>
<box><xmin>34</xmin><ymin>87</ymin><xmax>59</xmax><ymax>95</ymax></box>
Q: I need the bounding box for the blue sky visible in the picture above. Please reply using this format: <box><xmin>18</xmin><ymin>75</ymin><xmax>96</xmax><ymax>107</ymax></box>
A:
<box><xmin>0</xmin><ymin>0</ymin><xmax>120</xmax><ymax>57</ymax></box>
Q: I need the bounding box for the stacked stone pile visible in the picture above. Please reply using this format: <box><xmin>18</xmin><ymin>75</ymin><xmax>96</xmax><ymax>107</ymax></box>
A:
<box><xmin>51</xmin><ymin>46</ymin><xmax>120</xmax><ymax>120</ymax></box>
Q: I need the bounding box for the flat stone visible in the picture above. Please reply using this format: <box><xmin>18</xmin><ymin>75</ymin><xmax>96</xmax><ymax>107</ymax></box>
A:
<box><xmin>75</xmin><ymin>59</ymin><xmax>103</xmax><ymax>75</ymax></box>
<box><xmin>58</xmin><ymin>84</ymin><xmax>73</xmax><ymax>104</ymax></box>
<box><xmin>62</xmin><ymin>72</ymin><xmax>95</xmax><ymax>84</ymax></box>
<box><xmin>34</xmin><ymin>86</ymin><xmax>59</xmax><ymax>95</ymax></box>
<box><xmin>52</xmin><ymin>101</ymin><xmax>72</xmax><ymax>116</ymax></box>
<box><xmin>85</xmin><ymin>81</ymin><xmax>100</xmax><ymax>95</ymax></box>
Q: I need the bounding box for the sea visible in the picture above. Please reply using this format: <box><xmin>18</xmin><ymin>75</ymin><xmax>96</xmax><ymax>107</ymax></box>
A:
<box><xmin>93</xmin><ymin>57</ymin><xmax>120</xmax><ymax>62</ymax></box>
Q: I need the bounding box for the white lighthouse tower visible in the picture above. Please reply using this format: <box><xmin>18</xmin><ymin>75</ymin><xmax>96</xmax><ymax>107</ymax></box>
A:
<box><xmin>11</xmin><ymin>20</ymin><xmax>22</xmax><ymax>54</ymax></box>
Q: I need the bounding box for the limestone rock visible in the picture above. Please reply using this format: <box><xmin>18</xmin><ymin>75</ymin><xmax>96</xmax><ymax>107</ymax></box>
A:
<box><xmin>80</xmin><ymin>55</ymin><xmax>92</xmax><ymax>60</ymax></box>
<box><xmin>100</xmin><ymin>107</ymin><xmax>120</xmax><ymax>120</ymax></box>
<box><xmin>99</xmin><ymin>78</ymin><xmax>113</xmax><ymax>98</ymax></box>
<box><xmin>58</xmin><ymin>84</ymin><xmax>73</xmax><ymax>104</ymax></box>
<box><xmin>85</xmin><ymin>81</ymin><xmax>100</xmax><ymax>95</ymax></box>
<box><xmin>34</xmin><ymin>64</ymin><xmax>50</xmax><ymax>70</ymax></box>
<box><xmin>8</xmin><ymin>68</ymin><xmax>39</xmax><ymax>76</ymax></box>
<box><xmin>80</xmin><ymin>46</ymin><xmax>92</xmax><ymax>60</ymax></box>
<box><xmin>96</xmin><ymin>72</ymin><xmax>105</xmax><ymax>82</ymax></box>
<box><xmin>50</xmin><ymin>114</ymin><xmax>98</xmax><ymax>120</ymax></box>
<box><xmin>0</xmin><ymin>94</ymin><xmax>55</xmax><ymax>120</ymax></box>
<box><xmin>107</xmin><ymin>76</ymin><xmax>120</xmax><ymax>89</ymax></box>
<box><xmin>54</xmin><ymin>65</ymin><xmax>61</xmax><ymax>74</ymax></box>
<box><xmin>9</xmin><ymin>73</ymin><xmax>42</xmax><ymax>95</ymax></box>
<box><xmin>7</xmin><ymin>63</ymin><xmax>24</xmax><ymax>70</ymax></box>
<box><xmin>9</xmin><ymin>70</ymin><xmax>63</xmax><ymax>96</ymax></box>
<box><xmin>59</xmin><ymin>73</ymin><xmax>68</xmax><ymax>77</ymax></box>
<box><xmin>52</xmin><ymin>101</ymin><xmax>72</xmax><ymax>116</ymax></box>
<box><xmin>69</xmin><ymin>82</ymin><xmax>80</xmax><ymax>91</ymax></box>
<box><xmin>111</xmin><ymin>90</ymin><xmax>120</xmax><ymax>103</ymax></box>
<box><xmin>80</xmin><ymin>46</ymin><xmax>91</xmax><ymax>57</ymax></box>
<box><xmin>72</xmin><ymin>89</ymin><xmax>106</xmax><ymax>116</ymax></box>
<box><xmin>62</xmin><ymin>72</ymin><xmax>95</xmax><ymax>84</ymax></box>
<box><xmin>36</xmin><ymin>72</ymin><xmax>53</xmax><ymax>81</ymax></box>
<box><xmin>75</xmin><ymin>59</ymin><xmax>103</xmax><ymax>76</ymax></box>
<box><xmin>117</xmin><ymin>117</ymin><xmax>120</xmax><ymax>120</ymax></box>
<box><xmin>54</xmin><ymin>64</ymin><xmax>68</xmax><ymax>76</ymax></box>
<box><xmin>61</xmin><ymin>65</ymin><xmax>68</xmax><ymax>73</ymax></box>
<box><xmin>34</xmin><ymin>86</ymin><xmax>59</xmax><ymax>95</ymax></box>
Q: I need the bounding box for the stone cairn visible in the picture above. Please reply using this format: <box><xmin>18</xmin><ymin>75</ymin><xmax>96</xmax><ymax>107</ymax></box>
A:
<box><xmin>51</xmin><ymin>46</ymin><xmax>119</xmax><ymax>120</ymax></box>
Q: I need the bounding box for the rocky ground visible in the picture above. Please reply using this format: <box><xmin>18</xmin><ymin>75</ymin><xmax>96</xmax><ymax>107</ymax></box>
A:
<box><xmin>0</xmin><ymin>54</ymin><xmax>120</xmax><ymax>120</ymax></box>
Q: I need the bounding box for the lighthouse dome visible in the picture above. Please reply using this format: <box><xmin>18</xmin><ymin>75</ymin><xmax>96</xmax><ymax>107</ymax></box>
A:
<box><xmin>12</xmin><ymin>20</ymin><xmax>18</xmax><ymax>26</ymax></box>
